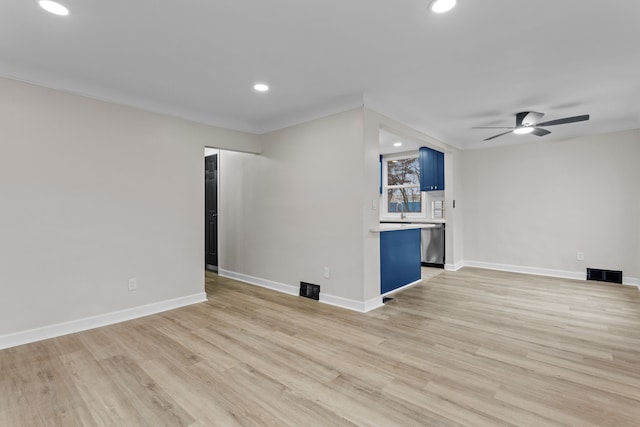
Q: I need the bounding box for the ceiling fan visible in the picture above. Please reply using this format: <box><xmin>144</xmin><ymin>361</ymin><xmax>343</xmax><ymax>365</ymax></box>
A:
<box><xmin>474</xmin><ymin>111</ymin><xmax>590</xmax><ymax>141</ymax></box>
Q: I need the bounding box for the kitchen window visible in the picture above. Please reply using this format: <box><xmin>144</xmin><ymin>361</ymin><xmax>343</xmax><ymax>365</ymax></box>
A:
<box><xmin>382</xmin><ymin>154</ymin><xmax>426</xmax><ymax>218</ymax></box>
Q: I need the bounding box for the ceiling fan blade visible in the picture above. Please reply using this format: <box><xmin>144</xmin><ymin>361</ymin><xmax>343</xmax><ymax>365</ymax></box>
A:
<box><xmin>515</xmin><ymin>112</ymin><xmax>528</xmax><ymax>127</ymax></box>
<box><xmin>536</xmin><ymin>114</ymin><xmax>590</xmax><ymax>127</ymax></box>
<box><xmin>531</xmin><ymin>127</ymin><xmax>551</xmax><ymax>137</ymax></box>
<box><xmin>472</xmin><ymin>126</ymin><xmax>514</xmax><ymax>129</ymax></box>
<box><xmin>483</xmin><ymin>130</ymin><xmax>513</xmax><ymax>141</ymax></box>
<box><xmin>521</xmin><ymin>112</ymin><xmax>544</xmax><ymax>126</ymax></box>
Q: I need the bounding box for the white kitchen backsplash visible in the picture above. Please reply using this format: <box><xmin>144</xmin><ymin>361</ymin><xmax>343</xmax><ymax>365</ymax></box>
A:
<box><xmin>426</xmin><ymin>191</ymin><xmax>445</xmax><ymax>220</ymax></box>
<box><xmin>432</xmin><ymin>200</ymin><xmax>444</xmax><ymax>219</ymax></box>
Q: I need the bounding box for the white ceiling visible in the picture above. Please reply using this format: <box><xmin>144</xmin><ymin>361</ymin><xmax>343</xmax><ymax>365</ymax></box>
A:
<box><xmin>3</xmin><ymin>0</ymin><xmax>640</xmax><ymax>150</ymax></box>
<box><xmin>379</xmin><ymin>129</ymin><xmax>423</xmax><ymax>155</ymax></box>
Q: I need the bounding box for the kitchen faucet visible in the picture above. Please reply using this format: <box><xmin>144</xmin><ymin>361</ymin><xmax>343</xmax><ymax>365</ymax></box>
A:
<box><xmin>399</xmin><ymin>202</ymin><xmax>406</xmax><ymax>220</ymax></box>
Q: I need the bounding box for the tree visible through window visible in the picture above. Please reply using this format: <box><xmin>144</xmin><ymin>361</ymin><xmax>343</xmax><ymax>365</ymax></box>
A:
<box><xmin>385</xmin><ymin>156</ymin><xmax>422</xmax><ymax>214</ymax></box>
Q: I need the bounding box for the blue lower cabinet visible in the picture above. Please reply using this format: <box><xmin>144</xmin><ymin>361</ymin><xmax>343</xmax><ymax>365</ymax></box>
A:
<box><xmin>380</xmin><ymin>229</ymin><xmax>421</xmax><ymax>294</ymax></box>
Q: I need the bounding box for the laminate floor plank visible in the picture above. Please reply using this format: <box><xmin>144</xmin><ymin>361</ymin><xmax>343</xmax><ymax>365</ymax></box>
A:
<box><xmin>59</xmin><ymin>348</ymin><xmax>160</xmax><ymax>427</ymax></box>
<box><xmin>139</xmin><ymin>358</ymin><xmax>245</xmax><ymax>427</ymax></box>
<box><xmin>2</xmin><ymin>267</ymin><xmax>640</xmax><ymax>426</ymax></box>
<box><xmin>98</xmin><ymin>354</ymin><xmax>195</xmax><ymax>427</ymax></box>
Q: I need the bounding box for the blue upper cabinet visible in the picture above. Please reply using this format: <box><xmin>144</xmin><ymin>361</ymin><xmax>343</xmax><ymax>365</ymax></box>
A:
<box><xmin>435</xmin><ymin>150</ymin><xmax>444</xmax><ymax>190</ymax></box>
<box><xmin>419</xmin><ymin>147</ymin><xmax>445</xmax><ymax>192</ymax></box>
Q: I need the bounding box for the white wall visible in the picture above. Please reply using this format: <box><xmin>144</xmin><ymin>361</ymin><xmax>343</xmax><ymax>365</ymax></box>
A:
<box><xmin>218</xmin><ymin>109</ymin><xmax>368</xmax><ymax>304</ymax></box>
<box><xmin>461</xmin><ymin>129</ymin><xmax>640</xmax><ymax>283</ymax></box>
<box><xmin>218</xmin><ymin>149</ymin><xmax>252</xmax><ymax>274</ymax></box>
<box><xmin>362</xmin><ymin>109</ymin><xmax>383</xmax><ymax>303</ymax></box>
<box><xmin>450</xmin><ymin>148</ymin><xmax>464</xmax><ymax>269</ymax></box>
<box><xmin>218</xmin><ymin>107</ymin><xmax>461</xmax><ymax>309</ymax></box>
<box><xmin>16</xmin><ymin>71</ymin><xmax>636</xmax><ymax>347</ymax></box>
<box><xmin>0</xmin><ymin>77</ymin><xmax>259</xmax><ymax>341</ymax></box>
<box><xmin>0</xmin><ymin>77</ymin><xmax>458</xmax><ymax>345</ymax></box>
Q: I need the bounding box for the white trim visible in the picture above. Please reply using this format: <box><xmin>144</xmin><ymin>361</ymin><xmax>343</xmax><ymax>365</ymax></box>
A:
<box><xmin>363</xmin><ymin>296</ymin><xmax>385</xmax><ymax>312</ymax></box>
<box><xmin>462</xmin><ymin>260</ymin><xmax>640</xmax><ymax>289</ymax></box>
<box><xmin>381</xmin><ymin>153</ymin><xmax>427</xmax><ymax>219</ymax></box>
<box><xmin>381</xmin><ymin>279</ymin><xmax>423</xmax><ymax>298</ymax></box>
<box><xmin>218</xmin><ymin>269</ymin><xmax>299</xmax><ymax>296</ymax></box>
<box><xmin>622</xmin><ymin>276</ymin><xmax>640</xmax><ymax>289</ymax></box>
<box><xmin>445</xmin><ymin>261</ymin><xmax>464</xmax><ymax>271</ymax></box>
<box><xmin>464</xmin><ymin>260</ymin><xmax>585</xmax><ymax>281</ymax></box>
<box><xmin>219</xmin><ymin>269</ymin><xmax>386</xmax><ymax>313</ymax></box>
<box><xmin>0</xmin><ymin>293</ymin><xmax>207</xmax><ymax>350</ymax></box>
<box><xmin>320</xmin><ymin>293</ymin><xmax>380</xmax><ymax>313</ymax></box>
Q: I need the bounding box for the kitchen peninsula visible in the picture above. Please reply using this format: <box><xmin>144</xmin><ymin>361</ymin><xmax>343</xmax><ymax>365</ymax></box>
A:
<box><xmin>371</xmin><ymin>223</ymin><xmax>437</xmax><ymax>294</ymax></box>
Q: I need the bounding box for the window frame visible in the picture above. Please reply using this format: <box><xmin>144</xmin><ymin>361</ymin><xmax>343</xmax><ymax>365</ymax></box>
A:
<box><xmin>381</xmin><ymin>152</ymin><xmax>426</xmax><ymax>219</ymax></box>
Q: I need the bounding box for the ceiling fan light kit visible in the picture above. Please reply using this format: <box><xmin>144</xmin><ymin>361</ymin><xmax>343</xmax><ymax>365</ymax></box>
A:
<box><xmin>513</xmin><ymin>127</ymin><xmax>534</xmax><ymax>135</ymax></box>
<box><xmin>430</xmin><ymin>0</ymin><xmax>457</xmax><ymax>14</ymax></box>
<box><xmin>38</xmin><ymin>0</ymin><xmax>69</xmax><ymax>16</ymax></box>
<box><xmin>474</xmin><ymin>111</ymin><xmax>590</xmax><ymax>142</ymax></box>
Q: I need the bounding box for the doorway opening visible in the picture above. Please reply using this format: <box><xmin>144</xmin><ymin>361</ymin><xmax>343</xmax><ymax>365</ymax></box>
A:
<box><xmin>205</xmin><ymin>149</ymin><xmax>218</xmax><ymax>272</ymax></box>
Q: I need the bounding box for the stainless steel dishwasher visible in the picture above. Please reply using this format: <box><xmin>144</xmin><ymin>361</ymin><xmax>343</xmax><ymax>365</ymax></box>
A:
<box><xmin>421</xmin><ymin>224</ymin><xmax>445</xmax><ymax>267</ymax></box>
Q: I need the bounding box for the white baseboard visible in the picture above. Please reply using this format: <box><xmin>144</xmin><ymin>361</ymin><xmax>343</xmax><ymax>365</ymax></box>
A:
<box><xmin>0</xmin><ymin>292</ymin><xmax>207</xmax><ymax>351</ymax></box>
<box><xmin>218</xmin><ymin>269</ymin><xmax>299</xmax><ymax>296</ymax></box>
<box><xmin>320</xmin><ymin>293</ymin><xmax>383</xmax><ymax>313</ymax></box>
<box><xmin>381</xmin><ymin>279</ymin><xmax>422</xmax><ymax>298</ymax></box>
<box><xmin>445</xmin><ymin>261</ymin><xmax>464</xmax><ymax>272</ymax></box>
<box><xmin>363</xmin><ymin>296</ymin><xmax>385</xmax><ymax>312</ymax></box>
<box><xmin>462</xmin><ymin>260</ymin><xmax>640</xmax><ymax>290</ymax></box>
<box><xmin>622</xmin><ymin>276</ymin><xmax>640</xmax><ymax>289</ymax></box>
<box><xmin>218</xmin><ymin>269</ymin><xmax>383</xmax><ymax>313</ymax></box>
<box><xmin>464</xmin><ymin>260</ymin><xmax>585</xmax><ymax>281</ymax></box>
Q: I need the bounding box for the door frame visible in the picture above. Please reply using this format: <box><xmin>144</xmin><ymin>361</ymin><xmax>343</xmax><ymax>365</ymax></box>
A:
<box><xmin>205</xmin><ymin>148</ymin><xmax>220</xmax><ymax>272</ymax></box>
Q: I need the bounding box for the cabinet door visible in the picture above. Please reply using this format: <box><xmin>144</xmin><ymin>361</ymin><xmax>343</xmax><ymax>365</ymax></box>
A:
<box><xmin>426</xmin><ymin>148</ymin><xmax>436</xmax><ymax>191</ymax></box>
<box><xmin>435</xmin><ymin>150</ymin><xmax>445</xmax><ymax>191</ymax></box>
<box><xmin>380</xmin><ymin>229</ymin><xmax>421</xmax><ymax>294</ymax></box>
<box><xmin>420</xmin><ymin>147</ymin><xmax>445</xmax><ymax>191</ymax></box>
<box><xmin>420</xmin><ymin>147</ymin><xmax>435</xmax><ymax>191</ymax></box>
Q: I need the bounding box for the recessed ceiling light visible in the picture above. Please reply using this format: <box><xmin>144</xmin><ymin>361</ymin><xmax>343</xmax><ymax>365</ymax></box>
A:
<box><xmin>430</xmin><ymin>0</ymin><xmax>456</xmax><ymax>14</ymax></box>
<box><xmin>38</xmin><ymin>0</ymin><xmax>69</xmax><ymax>16</ymax></box>
<box><xmin>513</xmin><ymin>127</ymin><xmax>534</xmax><ymax>135</ymax></box>
<box><xmin>393</xmin><ymin>142</ymin><xmax>403</xmax><ymax>147</ymax></box>
<box><xmin>253</xmin><ymin>83</ymin><xmax>269</xmax><ymax>92</ymax></box>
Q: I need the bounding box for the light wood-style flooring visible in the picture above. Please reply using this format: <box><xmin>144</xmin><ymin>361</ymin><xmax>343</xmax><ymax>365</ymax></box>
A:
<box><xmin>2</xmin><ymin>268</ymin><xmax>640</xmax><ymax>426</ymax></box>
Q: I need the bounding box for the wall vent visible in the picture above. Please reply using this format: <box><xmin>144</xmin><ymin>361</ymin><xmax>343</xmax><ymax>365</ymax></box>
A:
<box><xmin>299</xmin><ymin>282</ymin><xmax>320</xmax><ymax>300</ymax></box>
<box><xmin>586</xmin><ymin>268</ymin><xmax>623</xmax><ymax>284</ymax></box>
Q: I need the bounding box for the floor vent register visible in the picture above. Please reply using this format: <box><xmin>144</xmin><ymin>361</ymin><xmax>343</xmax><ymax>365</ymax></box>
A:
<box><xmin>586</xmin><ymin>268</ymin><xmax>623</xmax><ymax>284</ymax></box>
<box><xmin>299</xmin><ymin>282</ymin><xmax>320</xmax><ymax>300</ymax></box>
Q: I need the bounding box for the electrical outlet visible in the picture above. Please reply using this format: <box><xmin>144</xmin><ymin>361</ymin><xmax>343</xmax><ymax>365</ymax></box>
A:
<box><xmin>576</xmin><ymin>252</ymin><xmax>584</xmax><ymax>261</ymax></box>
<box><xmin>128</xmin><ymin>278</ymin><xmax>137</xmax><ymax>291</ymax></box>
<box><xmin>323</xmin><ymin>267</ymin><xmax>330</xmax><ymax>279</ymax></box>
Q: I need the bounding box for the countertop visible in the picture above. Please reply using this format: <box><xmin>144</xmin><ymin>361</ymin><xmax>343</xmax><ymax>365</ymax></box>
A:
<box><xmin>370</xmin><ymin>223</ymin><xmax>438</xmax><ymax>233</ymax></box>
<box><xmin>379</xmin><ymin>218</ymin><xmax>446</xmax><ymax>224</ymax></box>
